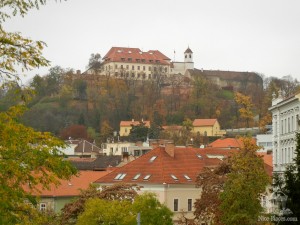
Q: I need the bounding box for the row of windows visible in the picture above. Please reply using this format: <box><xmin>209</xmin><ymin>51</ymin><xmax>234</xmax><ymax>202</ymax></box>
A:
<box><xmin>274</xmin><ymin>147</ymin><xmax>294</xmax><ymax>165</ymax></box>
<box><xmin>275</xmin><ymin>115</ymin><xmax>298</xmax><ymax>135</ymax></box>
<box><xmin>185</xmin><ymin>54</ymin><xmax>192</xmax><ymax>59</ymax></box>
<box><xmin>119</xmin><ymin>58</ymin><xmax>161</xmax><ymax>64</ymax></box>
<box><xmin>174</xmin><ymin>199</ymin><xmax>193</xmax><ymax>212</ymax></box>
<box><xmin>105</xmin><ymin>64</ymin><xmax>168</xmax><ymax>72</ymax></box>
<box><xmin>114</xmin><ymin>173</ymin><xmax>192</xmax><ymax>181</ymax></box>
<box><xmin>113</xmin><ymin>72</ymin><xmax>163</xmax><ymax>80</ymax></box>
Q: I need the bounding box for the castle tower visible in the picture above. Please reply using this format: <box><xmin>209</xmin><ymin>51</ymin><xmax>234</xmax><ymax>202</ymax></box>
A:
<box><xmin>184</xmin><ymin>47</ymin><xmax>193</xmax><ymax>63</ymax></box>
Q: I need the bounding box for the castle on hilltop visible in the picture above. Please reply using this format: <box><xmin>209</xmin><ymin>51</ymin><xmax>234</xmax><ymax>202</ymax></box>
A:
<box><xmin>83</xmin><ymin>46</ymin><xmax>262</xmax><ymax>91</ymax></box>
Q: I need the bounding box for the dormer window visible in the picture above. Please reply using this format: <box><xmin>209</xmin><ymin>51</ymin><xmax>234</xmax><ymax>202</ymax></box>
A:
<box><xmin>136</xmin><ymin>59</ymin><xmax>140</xmax><ymax>62</ymax></box>
<box><xmin>128</xmin><ymin>58</ymin><xmax>132</xmax><ymax>61</ymax></box>
<box><xmin>183</xmin><ymin>174</ymin><xmax>192</xmax><ymax>181</ymax></box>
<box><xmin>149</xmin><ymin>60</ymin><xmax>153</xmax><ymax>63</ymax></box>
<box><xmin>121</xmin><ymin>58</ymin><xmax>125</xmax><ymax>61</ymax></box>
<box><xmin>141</xmin><ymin>59</ymin><xmax>145</xmax><ymax>63</ymax></box>
<box><xmin>143</xmin><ymin>174</ymin><xmax>151</xmax><ymax>180</ymax></box>
<box><xmin>171</xmin><ymin>174</ymin><xmax>178</xmax><ymax>181</ymax></box>
<box><xmin>114</xmin><ymin>173</ymin><xmax>126</xmax><ymax>180</ymax></box>
<box><xmin>196</xmin><ymin>154</ymin><xmax>202</xmax><ymax>159</ymax></box>
<box><xmin>149</xmin><ymin>156</ymin><xmax>157</xmax><ymax>162</ymax></box>
<box><xmin>132</xmin><ymin>173</ymin><xmax>141</xmax><ymax>180</ymax></box>
<box><xmin>155</xmin><ymin>60</ymin><xmax>160</xmax><ymax>63</ymax></box>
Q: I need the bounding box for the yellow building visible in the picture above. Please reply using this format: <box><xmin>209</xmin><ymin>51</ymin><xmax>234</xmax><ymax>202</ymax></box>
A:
<box><xmin>119</xmin><ymin>119</ymin><xmax>150</xmax><ymax>137</ymax></box>
<box><xmin>192</xmin><ymin>118</ymin><xmax>225</xmax><ymax>136</ymax></box>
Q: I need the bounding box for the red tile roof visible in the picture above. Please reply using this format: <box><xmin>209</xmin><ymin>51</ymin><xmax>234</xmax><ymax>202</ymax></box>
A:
<box><xmin>103</xmin><ymin>47</ymin><xmax>171</xmax><ymax>65</ymax></box>
<box><xmin>120</xmin><ymin>120</ymin><xmax>150</xmax><ymax>127</ymax></box>
<box><xmin>207</xmin><ymin>138</ymin><xmax>256</xmax><ymax>149</ymax></box>
<box><xmin>193</xmin><ymin>119</ymin><xmax>217</xmax><ymax>127</ymax></box>
<box><xmin>95</xmin><ymin>146</ymin><xmax>237</xmax><ymax>185</ymax></box>
<box><xmin>24</xmin><ymin>171</ymin><xmax>110</xmax><ymax>197</ymax></box>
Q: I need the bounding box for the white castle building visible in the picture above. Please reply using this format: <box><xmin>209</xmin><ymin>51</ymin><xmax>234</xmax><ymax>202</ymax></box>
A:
<box><xmin>87</xmin><ymin>46</ymin><xmax>194</xmax><ymax>79</ymax></box>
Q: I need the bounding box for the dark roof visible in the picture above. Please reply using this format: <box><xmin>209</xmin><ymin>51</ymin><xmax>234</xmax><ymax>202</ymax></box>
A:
<box><xmin>184</xmin><ymin>47</ymin><xmax>193</xmax><ymax>54</ymax></box>
<box><xmin>68</xmin><ymin>156</ymin><xmax>122</xmax><ymax>171</ymax></box>
<box><xmin>70</xmin><ymin>140</ymin><xmax>101</xmax><ymax>153</ymax></box>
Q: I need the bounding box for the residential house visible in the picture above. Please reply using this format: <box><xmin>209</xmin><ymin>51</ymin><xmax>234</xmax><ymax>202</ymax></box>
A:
<box><xmin>24</xmin><ymin>171</ymin><xmax>110</xmax><ymax>213</ymax></box>
<box><xmin>119</xmin><ymin>119</ymin><xmax>150</xmax><ymax>137</ymax></box>
<box><xmin>62</xmin><ymin>139</ymin><xmax>102</xmax><ymax>158</ymax></box>
<box><xmin>269</xmin><ymin>90</ymin><xmax>300</xmax><ymax>173</ymax></box>
<box><xmin>95</xmin><ymin>142</ymin><xmax>237</xmax><ymax>223</ymax></box>
<box><xmin>192</xmin><ymin>119</ymin><xmax>225</xmax><ymax>136</ymax></box>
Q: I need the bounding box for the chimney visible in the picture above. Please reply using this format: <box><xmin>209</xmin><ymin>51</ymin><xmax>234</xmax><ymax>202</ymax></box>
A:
<box><xmin>149</xmin><ymin>140</ymin><xmax>159</xmax><ymax>148</ymax></box>
<box><xmin>76</xmin><ymin>70</ymin><xmax>81</xmax><ymax>75</ymax></box>
<box><xmin>165</xmin><ymin>141</ymin><xmax>175</xmax><ymax>157</ymax></box>
<box><xmin>132</xmin><ymin>119</ymin><xmax>134</xmax><ymax>122</ymax></box>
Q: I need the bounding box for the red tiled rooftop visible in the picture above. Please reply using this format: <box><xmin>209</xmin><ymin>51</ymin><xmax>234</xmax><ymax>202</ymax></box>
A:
<box><xmin>95</xmin><ymin>146</ymin><xmax>237</xmax><ymax>185</ymax></box>
<box><xmin>193</xmin><ymin>119</ymin><xmax>217</xmax><ymax>127</ymax></box>
<box><xmin>103</xmin><ymin>47</ymin><xmax>171</xmax><ymax>65</ymax></box>
<box><xmin>207</xmin><ymin>138</ymin><xmax>256</xmax><ymax>149</ymax></box>
<box><xmin>24</xmin><ymin>171</ymin><xmax>110</xmax><ymax>197</ymax></box>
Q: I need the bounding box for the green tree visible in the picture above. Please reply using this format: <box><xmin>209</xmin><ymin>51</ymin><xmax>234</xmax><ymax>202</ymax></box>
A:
<box><xmin>0</xmin><ymin>0</ymin><xmax>49</xmax><ymax>81</ymax></box>
<box><xmin>87</xmin><ymin>53</ymin><xmax>102</xmax><ymax>74</ymax></box>
<box><xmin>128</xmin><ymin>121</ymin><xmax>149</xmax><ymax>142</ymax></box>
<box><xmin>132</xmin><ymin>192</ymin><xmax>173</xmax><ymax>225</ymax></box>
<box><xmin>219</xmin><ymin>138</ymin><xmax>270</xmax><ymax>225</ymax></box>
<box><xmin>76</xmin><ymin>192</ymin><xmax>173</xmax><ymax>225</ymax></box>
<box><xmin>61</xmin><ymin>184</ymin><xmax>139</xmax><ymax>225</ymax></box>
<box><xmin>76</xmin><ymin>198</ymin><xmax>135</xmax><ymax>225</ymax></box>
<box><xmin>0</xmin><ymin>106</ymin><xmax>77</xmax><ymax>224</ymax></box>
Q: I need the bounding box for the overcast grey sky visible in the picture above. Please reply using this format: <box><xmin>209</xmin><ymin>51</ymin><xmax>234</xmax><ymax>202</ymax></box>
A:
<box><xmin>3</xmin><ymin>0</ymin><xmax>300</xmax><ymax>82</ymax></box>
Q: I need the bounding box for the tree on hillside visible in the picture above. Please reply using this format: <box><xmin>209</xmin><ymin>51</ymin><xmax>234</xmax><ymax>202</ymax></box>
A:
<box><xmin>87</xmin><ymin>53</ymin><xmax>102</xmax><ymax>74</ymax></box>
<box><xmin>234</xmin><ymin>92</ymin><xmax>254</xmax><ymax>128</ymax></box>
<box><xmin>73</xmin><ymin>79</ymin><xmax>87</xmax><ymax>100</ymax></box>
<box><xmin>60</xmin><ymin>124</ymin><xmax>88</xmax><ymax>140</ymax></box>
<box><xmin>219</xmin><ymin>138</ymin><xmax>270</xmax><ymax>225</ymax></box>
<box><xmin>128</xmin><ymin>121</ymin><xmax>149</xmax><ymax>142</ymax></box>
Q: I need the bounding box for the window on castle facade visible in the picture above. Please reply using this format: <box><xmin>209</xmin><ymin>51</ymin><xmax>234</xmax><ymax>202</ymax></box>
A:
<box><xmin>137</xmin><ymin>66</ymin><xmax>140</xmax><ymax>70</ymax></box>
<box><xmin>126</xmin><ymin>65</ymin><xmax>129</xmax><ymax>69</ymax></box>
<box><xmin>132</xmin><ymin>65</ymin><xmax>134</xmax><ymax>70</ymax></box>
